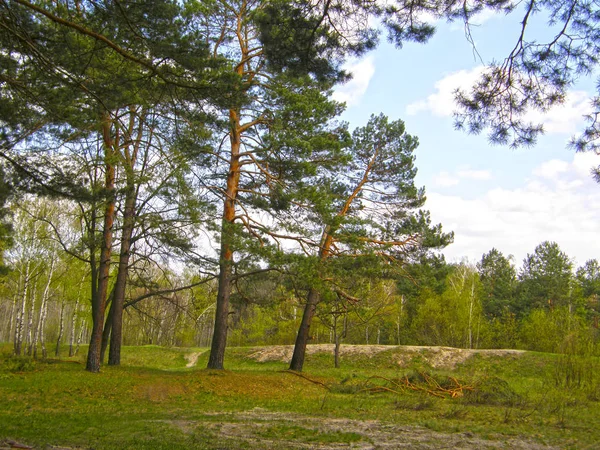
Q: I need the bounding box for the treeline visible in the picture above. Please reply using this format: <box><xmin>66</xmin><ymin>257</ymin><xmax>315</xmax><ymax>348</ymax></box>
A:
<box><xmin>1</xmin><ymin>196</ymin><xmax>599</xmax><ymax>366</ymax></box>
<box><xmin>1</xmin><ymin>1</ymin><xmax>600</xmax><ymax>372</ymax></box>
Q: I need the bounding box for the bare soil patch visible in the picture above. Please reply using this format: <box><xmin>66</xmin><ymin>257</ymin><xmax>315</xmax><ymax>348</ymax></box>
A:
<box><xmin>168</xmin><ymin>408</ymin><xmax>557</xmax><ymax>449</ymax></box>
<box><xmin>185</xmin><ymin>351</ymin><xmax>204</xmax><ymax>368</ymax></box>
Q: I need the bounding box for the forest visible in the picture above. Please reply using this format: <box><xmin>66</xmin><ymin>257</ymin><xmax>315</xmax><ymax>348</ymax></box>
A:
<box><xmin>1</xmin><ymin>0</ymin><xmax>600</xmax><ymax>376</ymax></box>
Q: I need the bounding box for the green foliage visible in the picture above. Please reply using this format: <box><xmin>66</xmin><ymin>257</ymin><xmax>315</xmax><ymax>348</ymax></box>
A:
<box><xmin>519</xmin><ymin>307</ymin><xmax>592</xmax><ymax>354</ymax></box>
<box><xmin>517</xmin><ymin>241</ymin><xmax>574</xmax><ymax>313</ymax></box>
<box><xmin>463</xmin><ymin>376</ymin><xmax>522</xmax><ymax>406</ymax></box>
<box><xmin>478</xmin><ymin>248</ymin><xmax>516</xmax><ymax>318</ymax></box>
<box><xmin>412</xmin><ymin>264</ymin><xmax>485</xmax><ymax>348</ymax></box>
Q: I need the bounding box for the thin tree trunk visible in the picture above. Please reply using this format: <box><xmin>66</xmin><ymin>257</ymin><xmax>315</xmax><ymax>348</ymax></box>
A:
<box><xmin>75</xmin><ymin>322</ymin><xmax>85</xmax><ymax>356</ymax></box>
<box><xmin>55</xmin><ymin>299</ymin><xmax>65</xmax><ymax>357</ymax></box>
<box><xmin>333</xmin><ymin>315</ymin><xmax>340</xmax><ymax>369</ymax></box>
<box><xmin>26</xmin><ymin>283</ymin><xmax>37</xmax><ymax>356</ymax></box>
<box><xmin>7</xmin><ymin>294</ymin><xmax>17</xmax><ymax>344</ymax></box>
<box><xmin>86</xmin><ymin>112</ymin><xmax>116</xmax><ymax>373</ymax></box>
<box><xmin>289</xmin><ymin>288</ymin><xmax>320</xmax><ymax>371</ymax></box>
<box><xmin>69</xmin><ymin>297</ymin><xmax>81</xmax><ymax>357</ymax></box>
<box><xmin>39</xmin><ymin>296</ymin><xmax>49</xmax><ymax>359</ymax></box>
<box><xmin>33</xmin><ymin>257</ymin><xmax>55</xmax><ymax>359</ymax></box>
<box><xmin>14</xmin><ymin>262</ymin><xmax>30</xmax><ymax>356</ymax></box>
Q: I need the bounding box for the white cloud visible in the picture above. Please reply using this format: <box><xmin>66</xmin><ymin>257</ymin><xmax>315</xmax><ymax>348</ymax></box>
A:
<box><xmin>408</xmin><ymin>69</ymin><xmax>591</xmax><ymax>135</ymax></box>
<box><xmin>426</xmin><ymin>152</ymin><xmax>600</xmax><ymax>266</ymax></box>
<box><xmin>457</xmin><ymin>168</ymin><xmax>492</xmax><ymax>181</ymax></box>
<box><xmin>432</xmin><ymin>166</ymin><xmax>492</xmax><ymax>187</ymax></box>
<box><xmin>525</xmin><ymin>91</ymin><xmax>592</xmax><ymax>134</ymax></box>
<box><xmin>532</xmin><ymin>159</ymin><xmax>569</xmax><ymax>179</ymax></box>
<box><xmin>406</xmin><ymin>67</ymin><xmax>485</xmax><ymax>117</ymax></box>
<box><xmin>433</xmin><ymin>171</ymin><xmax>460</xmax><ymax>187</ymax></box>
<box><xmin>332</xmin><ymin>56</ymin><xmax>376</xmax><ymax>107</ymax></box>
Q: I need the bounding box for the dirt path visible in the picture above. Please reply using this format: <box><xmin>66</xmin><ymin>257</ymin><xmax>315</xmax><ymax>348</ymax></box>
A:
<box><xmin>166</xmin><ymin>408</ymin><xmax>558</xmax><ymax>449</ymax></box>
<box><xmin>185</xmin><ymin>351</ymin><xmax>203</xmax><ymax>368</ymax></box>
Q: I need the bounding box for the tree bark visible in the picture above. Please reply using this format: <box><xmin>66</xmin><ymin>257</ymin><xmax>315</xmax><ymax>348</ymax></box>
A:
<box><xmin>26</xmin><ymin>283</ymin><xmax>37</xmax><ymax>355</ymax></box>
<box><xmin>86</xmin><ymin>112</ymin><xmax>116</xmax><ymax>373</ymax></box>
<box><xmin>55</xmin><ymin>299</ymin><xmax>65</xmax><ymax>357</ymax></box>
<box><xmin>207</xmin><ymin>108</ymin><xmax>241</xmax><ymax>370</ymax></box>
<box><xmin>69</xmin><ymin>297</ymin><xmax>80</xmax><ymax>357</ymax></box>
<box><xmin>7</xmin><ymin>294</ymin><xmax>16</xmax><ymax>343</ymax></box>
<box><xmin>108</xmin><ymin>185</ymin><xmax>136</xmax><ymax>366</ymax></box>
<box><xmin>33</xmin><ymin>256</ymin><xmax>55</xmax><ymax>359</ymax></box>
<box><xmin>290</xmin><ymin>140</ymin><xmax>381</xmax><ymax>371</ymax></box>
<box><xmin>207</xmin><ymin>249</ymin><xmax>234</xmax><ymax>369</ymax></box>
<box><xmin>14</xmin><ymin>261</ymin><xmax>30</xmax><ymax>356</ymax></box>
<box><xmin>289</xmin><ymin>288</ymin><xmax>320</xmax><ymax>371</ymax></box>
<box><xmin>100</xmin><ymin>291</ymin><xmax>114</xmax><ymax>363</ymax></box>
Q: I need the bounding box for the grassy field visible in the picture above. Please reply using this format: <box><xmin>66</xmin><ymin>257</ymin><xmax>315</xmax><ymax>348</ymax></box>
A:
<box><xmin>1</xmin><ymin>344</ymin><xmax>599</xmax><ymax>449</ymax></box>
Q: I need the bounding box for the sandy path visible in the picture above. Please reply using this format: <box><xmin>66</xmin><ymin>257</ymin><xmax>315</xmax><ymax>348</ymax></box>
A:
<box><xmin>185</xmin><ymin>351</ymin><xmax>203</xmax><ymax>368</ymax></box>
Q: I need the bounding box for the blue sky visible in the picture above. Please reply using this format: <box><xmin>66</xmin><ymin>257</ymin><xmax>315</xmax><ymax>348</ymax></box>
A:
<box><xmin>333</xmin><ymin>8</ymin><xmax>600</xmax><ymax>268</ymax></box>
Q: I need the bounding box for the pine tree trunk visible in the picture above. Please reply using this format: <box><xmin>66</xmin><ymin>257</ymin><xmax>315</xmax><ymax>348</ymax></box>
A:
<box><xmin>289</xmin><ymin>288</ymin><xmax>320</xmax><ymax>371</ymax></box>
<box><xmin>86</xmin><ymin>113</ymin><xmax>116</xmax><ymax>373</ymax></box>
<box><xmin>108</xmin><ymin>187</ymin><xmax>136</xmax><ymax>366</ymax></box>
<box><xmin>207</xmin><ymin>108</ymin><xmax>241</xmax><ymax>370</ymax></box>
<box><xmin>100</xmin><ymin>287</ymin><xmax>116</xmax><ymax>362</ymax></box>
<box><xmin>208</xmin><ymin>256</ymin><xmax>233</xmax><ymax>369</ymax></box>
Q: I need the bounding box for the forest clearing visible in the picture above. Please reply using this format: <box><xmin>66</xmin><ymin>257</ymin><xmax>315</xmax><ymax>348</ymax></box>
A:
<box><xmin>2</xmin><ymin>344</ymin><xmax>599</xmax><ymax>449</ymax></box>
<box><xmin>2</xmin><ymin>1</ymin><xmax>600</xmax><ymax>449</ymax></box>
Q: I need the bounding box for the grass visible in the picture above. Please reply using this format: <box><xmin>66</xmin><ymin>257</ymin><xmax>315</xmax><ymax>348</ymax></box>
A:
<box><xmin>1</xmin><ymin>343</ymin><xmax>600</xmax><ymax>448</ymax></box>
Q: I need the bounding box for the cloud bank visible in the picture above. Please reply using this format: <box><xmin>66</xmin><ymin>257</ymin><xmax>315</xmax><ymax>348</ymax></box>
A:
<box><xmin>427</xmin><ymin>152</ymin><xmax>600</xmax><ymax>266</ymax></box>
<box><xmin>407</xmin><ymin>67</ymin><xmax>592</xmax><ymax>134</ymax></box>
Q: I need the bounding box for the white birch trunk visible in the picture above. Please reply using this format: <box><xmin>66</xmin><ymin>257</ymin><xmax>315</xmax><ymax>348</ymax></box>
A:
<box><xmin>33</xmin><ymin>257</ymin><xmax>56</xmax><ymax>358</ymax></box>
<box><xmin>14</xmin><ymin>262</ymin><xmax>31</xmax><ymax>356</ymax></box>
<box><xmin>55</xmin><ymin>300</ymin><xmax>65</xmax><ymax>357</ymax></box>
<box><xmin>69</xmin><ymin>297</ymin><xmax>81</xmax><ymax>357</ymax></box>
<box><xmin>26</xmin><ymin>280</ymin><xmax>38</xmax><ymax>355</ymax></box>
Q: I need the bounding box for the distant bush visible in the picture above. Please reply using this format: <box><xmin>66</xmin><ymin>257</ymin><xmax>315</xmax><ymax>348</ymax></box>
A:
<box><xmin>463</xmin><ymin>376</ymin><xmax>522</xmax><ymax>406</ymax></box>
<box><xmin>1</xmin><ymin>355</ymin><xmax>36</xmax><ymax>373</ymax></box>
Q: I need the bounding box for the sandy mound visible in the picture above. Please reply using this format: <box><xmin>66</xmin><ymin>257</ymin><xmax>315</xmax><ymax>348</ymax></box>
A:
<box><xmin>247</xmin><ymin>344</ymin><xmax>525</xmax><ymax>369</ymax></box>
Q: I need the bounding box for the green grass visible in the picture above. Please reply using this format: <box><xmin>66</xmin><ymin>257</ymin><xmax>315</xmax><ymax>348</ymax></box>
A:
<box><xmin>1</xmin><ymin>343</ymin><xmax>599</xmax><ymax>449</ymax></box>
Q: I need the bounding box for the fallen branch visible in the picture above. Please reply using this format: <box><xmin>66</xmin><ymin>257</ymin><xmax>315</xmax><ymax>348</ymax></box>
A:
<box><xmin>281</xmin><ymin>370</ymin><xmax>331</xmax><ymax>391</ymax></box>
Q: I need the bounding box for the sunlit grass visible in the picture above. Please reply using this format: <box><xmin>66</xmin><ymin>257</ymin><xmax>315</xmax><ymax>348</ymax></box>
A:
<box><xmin>1</xmin><ymin>343</ymin><xmax>599</xmax><ymax>449</ymax></box>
